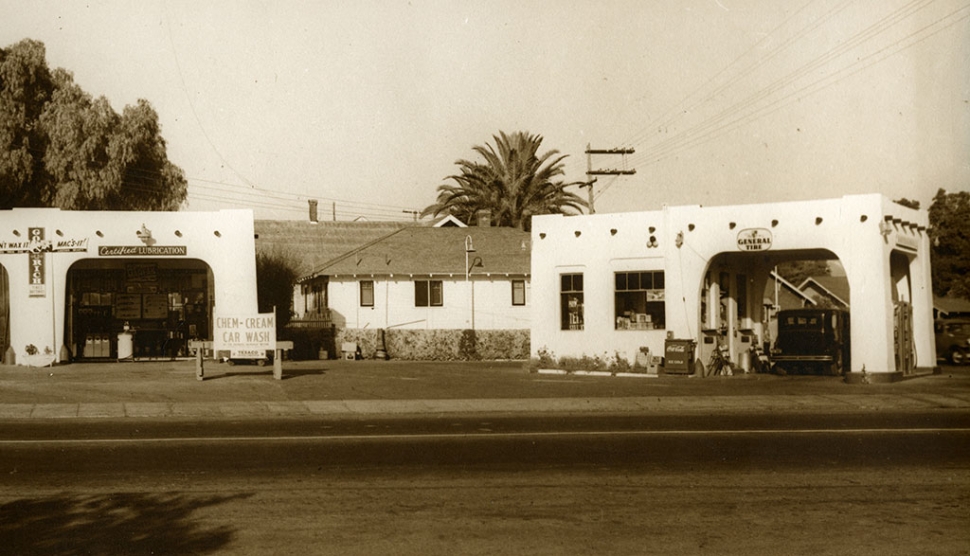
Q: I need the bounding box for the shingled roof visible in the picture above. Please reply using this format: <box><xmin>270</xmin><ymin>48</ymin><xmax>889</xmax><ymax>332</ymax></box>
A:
<box><xmin>304</xmin><ymin>225</ymin><xmax>531</xmax><ymax>280</ymax></box>
<box><xmin>253</xmin><ymin>220</ymin><xmax>410</xmax><ymax>277</ymax></box>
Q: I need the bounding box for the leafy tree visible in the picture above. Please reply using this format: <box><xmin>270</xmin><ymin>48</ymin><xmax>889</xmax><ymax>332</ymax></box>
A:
<box><xmin>255</xmin><ymin>250</ymin><xmax>299</xmax><ymax>333</ymax></box>
<box><xmin>894</xmin><ymin>198</ymin><xmax>920</xmax><ymax>209</ymax></box>
<box><xmin>421</xmin><ymin>131</ymin><xmax>587</xmax><ymax>230</ymax></box>
<box><xmin>928</xmin><ymin>188</ymin><xmax>970</xmax><ymax>298</ymax></box>
<box><xmin>0</xmin><ymin>39</ymin><xmax>186</xmax><ymax>210</ymax></box>
<box><xmin>776</xmin><ymin>259</ymin><xmax>829</xmax><ymax>287</ymax></box>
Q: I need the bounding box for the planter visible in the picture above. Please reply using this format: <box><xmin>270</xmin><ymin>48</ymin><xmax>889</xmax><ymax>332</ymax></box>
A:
<box><xmin>22</xmin><ymin>353</ymin><xmax>56</xmax><ymax>367</ymax></box>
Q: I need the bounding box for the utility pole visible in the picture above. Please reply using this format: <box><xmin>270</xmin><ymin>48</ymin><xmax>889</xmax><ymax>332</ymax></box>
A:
<box><xmin>402</xmin><ymin>210</ymin><xmax>419</xmax><ymax>222</ymax></box>
<box><xmin>584</xmin><ymin>144</ymin><xmax>636</xmax><ymax>214</ymax></box>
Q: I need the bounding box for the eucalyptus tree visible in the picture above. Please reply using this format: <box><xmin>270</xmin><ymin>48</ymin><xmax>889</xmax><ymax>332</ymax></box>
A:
<box><xmin>0</xmin><ymin>38</ymin><xmax>186</xmax><ymax>210</ymax></box>
<box><xmin>422</xmin><ymin>131</ymin><xmax>587</xmax><ymax>230</ymax></box>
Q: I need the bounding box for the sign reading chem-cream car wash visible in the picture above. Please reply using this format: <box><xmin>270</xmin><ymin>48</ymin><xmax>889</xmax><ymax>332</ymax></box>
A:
<box><xmin>530</xmin><ymin>194</ymin><xmax>935</xmax><ymax>383</ymax></box>
<box><xmin>0</xmin><ymin>208</ymin><xmax>259</xmax><ymax>367</ymax></box>
<box><xmin>214</xmin><ymin>313</ymin><xmax>276</xmax><ymax>359</ymax></box>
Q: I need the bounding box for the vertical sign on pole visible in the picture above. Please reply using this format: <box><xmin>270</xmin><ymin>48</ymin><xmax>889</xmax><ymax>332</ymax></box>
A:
<box><xmin>28</xmin><ymin>227</ymin><xmax>46</xmax><ymax>298</ymax></box>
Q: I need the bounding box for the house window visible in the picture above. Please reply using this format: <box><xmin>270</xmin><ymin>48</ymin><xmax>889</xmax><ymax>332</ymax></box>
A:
<box><xmin>560</xmin><ymin>273</ymin><xmax>584</xmax><ymax>330</ymax></box>
<box><xmin>360</xmin><ymin>280</ymin><xmax>374</xmax><ymax>307</ymax></box>
<box><xmin>415</xmin><ymin>280</ymin><xmax>443</xmax><ymax>307</ymax></box>
<box><xmin>614</xmin><ymin>271</ymin><xmax>665</xmax><ymax>330</ymax></box>
<box><xmin>304</xmin><ymin>281</ymin><xmax>326</xmax><ymax>316</ymax></box>
<box><xmin>512</xmin><ymin>280</ymin><xmax>526</xmax><ymax>306</ymax></box>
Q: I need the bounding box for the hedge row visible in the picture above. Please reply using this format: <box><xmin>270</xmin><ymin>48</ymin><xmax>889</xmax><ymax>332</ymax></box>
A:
<box><xmin>331</xmin><ymin>328</ymin><xmax>530</xmax><ymax>361</ymax></box>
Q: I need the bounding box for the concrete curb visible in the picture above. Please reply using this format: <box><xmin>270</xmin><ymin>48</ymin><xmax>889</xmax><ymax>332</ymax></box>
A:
<box><xmin>0</xmin><ymin>393</ymin><xmax>967</xmax><ymax>420</ymax></box>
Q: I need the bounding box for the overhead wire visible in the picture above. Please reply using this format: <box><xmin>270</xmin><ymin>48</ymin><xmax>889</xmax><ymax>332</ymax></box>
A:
<box><xmin>162</xmin><ymin>0</ymin><xmax>258</xmax><ymax>189</ymax></box>
<box><xmin>623</xmin><ymin>0</ymin><xmax>968</xmax><ymax>174</ymax></box>
<box><xmin>625</xmin><ymin>0</ymin><xmax>944</xmax><ymax>170</ymax></box>
<box><xmin>619</xmin><ymin>0</ymin><xmax>829</xmax><ymax>149</ymax></box>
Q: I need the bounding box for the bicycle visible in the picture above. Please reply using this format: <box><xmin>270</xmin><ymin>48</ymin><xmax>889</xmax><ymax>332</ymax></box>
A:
<box><xmin>707</xmin><ymin>343</ymin><xmax>732</xmax><ymax>376</ymax></box>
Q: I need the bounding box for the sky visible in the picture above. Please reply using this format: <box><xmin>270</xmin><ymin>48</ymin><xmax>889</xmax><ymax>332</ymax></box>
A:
<box><xmin>2</xmin><ymin>0</ymin><xmax>968</xmax><ymax>221</ymax></box>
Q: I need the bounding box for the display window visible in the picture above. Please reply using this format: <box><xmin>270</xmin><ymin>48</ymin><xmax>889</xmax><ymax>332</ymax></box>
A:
<box><xmin>66</xmin><ymin>259</ymin><xmax>213</xmax><ymax>360</ymax></box>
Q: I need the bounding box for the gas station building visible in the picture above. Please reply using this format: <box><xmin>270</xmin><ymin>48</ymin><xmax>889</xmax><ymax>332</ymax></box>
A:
<box><xmin>0</xmin><ymin>208</ymin><xmax>258</xmax><ymax>366</ymax></box>
<box><xmin>530</xmin><ymin>194</ymin><xmax>935</xmax><ymax>382</ymax></box>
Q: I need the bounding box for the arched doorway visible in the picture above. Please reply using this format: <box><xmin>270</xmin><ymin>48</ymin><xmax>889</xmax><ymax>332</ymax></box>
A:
<box><xmin>65</xmin><ymin>258</ymin><xmax>214</xmax><ymax>360</ymax></box>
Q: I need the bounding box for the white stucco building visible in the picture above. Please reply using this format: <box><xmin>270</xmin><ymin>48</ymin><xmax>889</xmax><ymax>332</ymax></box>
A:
<box><xmin>530</xmin><ymin>194</ymin><xmax>935</xmax><ymax>382</ymax></box>
<box><xmin>0</xmin><ymin>208</ymin><xmax>258</xmax><ymax>365</ymax></box>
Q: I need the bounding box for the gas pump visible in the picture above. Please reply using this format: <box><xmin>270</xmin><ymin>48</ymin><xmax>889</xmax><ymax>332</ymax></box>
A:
<box><xmin>894</xmin><ymin>301</ymin><xmax>914</xmax><ymax>374</ymax></box>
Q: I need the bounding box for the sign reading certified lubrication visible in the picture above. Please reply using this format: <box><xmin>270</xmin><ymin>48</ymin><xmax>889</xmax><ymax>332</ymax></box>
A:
<box><xmin>736</xmin><ymin>228</ymin><xmax>773</xmax><ymax>251</ymax></box>
<box><xmin>214</xmin><ymin>313</ymin><xmax>276</xmax><ymax>358</ymax></box>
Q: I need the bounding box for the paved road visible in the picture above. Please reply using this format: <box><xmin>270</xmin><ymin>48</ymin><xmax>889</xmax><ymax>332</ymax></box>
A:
<box><xmin>2</xmin><ymin>360</ymin><xmax>968</xmax><ymax>555</ymax></box>
<box><xmin>2</xmin><ymin>413</ymin><xmax>968</xmax><ymax>555</ymax></box>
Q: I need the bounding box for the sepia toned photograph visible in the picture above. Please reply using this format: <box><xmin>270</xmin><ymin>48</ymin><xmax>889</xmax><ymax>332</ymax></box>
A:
<box><xmin>1</xmin><ymin>1</ymin><xmax>968</xmax><ymax>554</ymax></box>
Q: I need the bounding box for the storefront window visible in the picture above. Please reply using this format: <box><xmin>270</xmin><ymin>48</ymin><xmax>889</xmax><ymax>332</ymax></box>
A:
<box><xmin>614</xmin><ymin>271</ymin><xmax>665</xmax><ymax>330</ymax></box>
<box><xmin>560</xmin><ymin>273</ymin><xmax>584</xmax><ymax>330</ymax></box>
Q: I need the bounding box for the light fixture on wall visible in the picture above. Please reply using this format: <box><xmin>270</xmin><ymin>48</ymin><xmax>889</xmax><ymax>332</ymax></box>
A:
<box><xmin>136</xmin><ymin>224</ymin><xmax>155</xmax><ymax>246</ymax></box>
<box><xmin>878</xmin><ymin>220</ymin><xmax>892</xmax><ymax>237</ymax></box>
<box><xmin>675</xmin><ymin>231</ymin><xmax>684</xmax><ymax>248</ymax></box>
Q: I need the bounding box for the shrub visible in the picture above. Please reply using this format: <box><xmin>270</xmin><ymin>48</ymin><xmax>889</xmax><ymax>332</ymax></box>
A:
<box><xmin>333</xmin><ymin>328</ymin><xmax>529</xmax><ymax>361</ymax></box>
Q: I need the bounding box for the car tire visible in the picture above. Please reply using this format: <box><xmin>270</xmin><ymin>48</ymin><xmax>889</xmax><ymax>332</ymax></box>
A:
<box><xmin>829</xmin><ymin>351</ymin><xmax>843</xmax><ymax>376</ymax></box>
<box><xmin>950</xmin><ymin>349</ymin><xmax>967</xmax><ymax>366</ymax></box>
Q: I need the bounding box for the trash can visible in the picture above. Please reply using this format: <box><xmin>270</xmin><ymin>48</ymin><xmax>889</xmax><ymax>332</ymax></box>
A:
<box><xmin>664</xmin><ymin>338</ymin><xmax>696</xmax><ymax>374</ymax></box>
<box><xmin>117</xmin><ymin>332</ymin><xmax>134</xmax><ymax>361</ymax></box>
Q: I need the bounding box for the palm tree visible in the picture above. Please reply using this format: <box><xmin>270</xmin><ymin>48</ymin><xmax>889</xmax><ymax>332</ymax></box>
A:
<box><xmin>421</xmin><ymin>131</ymin><xmax>587</xmax><ymax>230</ymax></box>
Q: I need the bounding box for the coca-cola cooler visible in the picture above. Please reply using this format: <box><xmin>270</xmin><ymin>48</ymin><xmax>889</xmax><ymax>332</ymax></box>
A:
<box><xmin>664</xmin><ymin>338</ymin><xmax>696</xmax><ymax>374</ymax></box>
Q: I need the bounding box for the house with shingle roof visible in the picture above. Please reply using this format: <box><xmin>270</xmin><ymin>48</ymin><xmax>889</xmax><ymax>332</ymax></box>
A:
<box><xmin>798</xmin><ymin>275</ymin><xmax>850</xmax><ymax>308</ymax></box>
<box><xmin>298</xmin><ymin>224</ymin><xmax>531</xmax><ymax>332</ymax></box>
<box><xmin>253</xmin><ymin>209</ymin><xmax>531</xmax><ymax>359</ymax></box>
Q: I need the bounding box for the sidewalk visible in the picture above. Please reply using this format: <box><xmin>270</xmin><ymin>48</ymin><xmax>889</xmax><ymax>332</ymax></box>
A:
<box><xmin>0</xmin><ymin>359</ymin><xmax>967</xmax><ymax>420</ymax></box>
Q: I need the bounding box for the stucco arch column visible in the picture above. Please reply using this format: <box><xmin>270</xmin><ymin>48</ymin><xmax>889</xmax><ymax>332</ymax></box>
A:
<box><xmin>840</xmin><ymin>238</ymin><xmax>894</xmax><ymax>374</ymax></box>
<box><xmin>910</xmin><ymin>232</ymin><xmax>936</xmax><ymax>368</ymax></box>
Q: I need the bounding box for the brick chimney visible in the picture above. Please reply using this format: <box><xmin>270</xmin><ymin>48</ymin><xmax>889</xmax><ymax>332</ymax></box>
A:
<box><xmin>308</xmin><ymin>199</ymin><xmax>319</xmax><ymax>223</ymax></box>
<box><xmin>476</xmin><ymin>209</ymin><xmax>491</xmax><ymax>227</ymax></box>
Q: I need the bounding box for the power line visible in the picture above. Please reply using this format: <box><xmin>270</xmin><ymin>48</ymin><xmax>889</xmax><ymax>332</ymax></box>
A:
<box><xmin>162</xmin><ymin>2</ymin><xmax>257</xmax><ymax>189</ymax></box>
<box><xmin>620</xmin><ymin>0</ymin><xmax>830</xmax><ymax>149</ymax></box>
<box><xmin>621</xmin><ymin>0</ymin><xmax>957</xmax><ymax>174</ymax></box>
<box><xmin>624</xmin><ymin>1</ymin><xmax>970</xmax><ymax>172</ymax></box>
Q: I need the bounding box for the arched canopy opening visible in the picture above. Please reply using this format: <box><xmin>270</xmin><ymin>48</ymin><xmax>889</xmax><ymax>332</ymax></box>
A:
<box><xmin>699</xmin><ymin>248</ymin><xmax>848</xmax><ymax>375</ymax></box>
<box><xmin>65</xmin><ymin>258</ymin><xmax>214</xmax><ymax>360</ymax></box>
